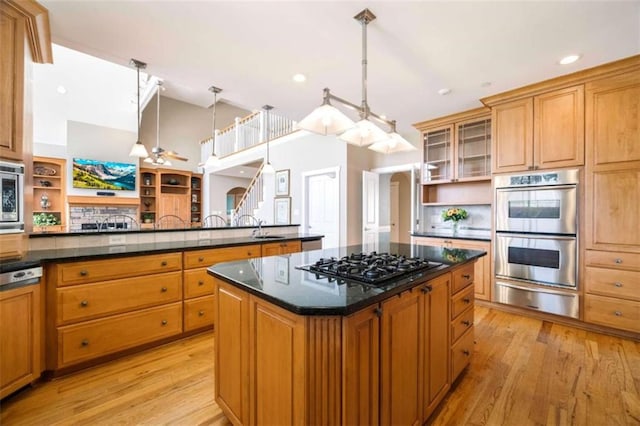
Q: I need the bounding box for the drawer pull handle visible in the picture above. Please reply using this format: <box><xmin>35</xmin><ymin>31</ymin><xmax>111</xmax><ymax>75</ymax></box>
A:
<box><xmin>81</xmin><ymin>339</ymin><xmax>89</xmax><ymax>347</ymax></box>
<box><xmin>198</xmin><ymin>310</ymin><xmax>205</xmax><ymax>316</ymax></box>
<box><xmin>161</xmin><ymin>261</ymin><xmax>168</xmax><ymax>266</ymax></box>
<box><xmin>161</xmin><ymin>319</ymin><xmax>168</xmax><ymax>325</ymax></box>
<box><xmin>463</xmin><ymin>350</ymin><xmax>470</xmax><ymax>356</ymax></box>
<box><xmin>615</xmin><ymin>258</ymin><xmax>623</xmax><ymax>264</ymax></box>
<box><xmin>198</xmin><ymin>257</ymin><xmax>204</xmax><ymax>262</ymax></box>
<box><xmin>462</xmin><ymin>320</ymin><xmax>471</xmax><ymax>326</ymax></box>
<box><xmin>80</xmin><ymin>300</ymin><xmax>89</xmax><ymax>307</ymax></box>
<box><xmin>198</xmin><ymin>280</ymin><xmax>204</xmax><ymax>286</ymax></box>
<box><xmin>161</xmin><ymin>287</ymin><xmax>168</xmax><ymax>292</ymax></box>
<box><xmin>614</xmin><ymin>282</ymin><xmax>623</xmax><ymax>288</ymax></box>
<box><xmin>462</xmin><ymin>274</ymin><xmax>471</xmax><ymax>279</ymax></box>
<box><xmin>79</xmin><ymin>270</ymin><xmax>88</xmax><ymax>276</ymax></box>
<box><xmin>463</xmin><ymin>298</ymin><xmax>471</xmax><ymax>304</ymax></box>
<box><xmin>614</xmin><ymin>311</ymin><xmax>622</xmax><ymax>317</ymax></box>
<box><xmin>444</xmin><ymin>240</ymin><xmax>452</xmax><ymax>244</ymax></box>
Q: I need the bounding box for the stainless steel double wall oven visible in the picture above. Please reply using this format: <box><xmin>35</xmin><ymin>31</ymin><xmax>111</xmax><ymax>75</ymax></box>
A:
<box><xmin>494</xmin><ymin>169</ymin><xmax>579</xmax><ymax>318</ymax></box>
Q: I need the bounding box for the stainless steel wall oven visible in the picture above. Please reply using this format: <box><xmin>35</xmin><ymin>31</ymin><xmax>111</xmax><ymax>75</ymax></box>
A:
<box><xmin>494</xmin><ymin>169</ymin><xmax>579</xmax><ymax>318</ymax></box>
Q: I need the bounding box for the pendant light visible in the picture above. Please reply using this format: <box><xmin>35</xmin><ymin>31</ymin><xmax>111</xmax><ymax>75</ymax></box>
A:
<box><xmin>204</xmin><ymin>86</ymin><xmax>222</xmax><ymax>168</ymax></box>
<box><xmin>368</xmin><ymin>120</ymin><xmax>416</xmax><ymax>154</ymax></box>
<box><xmin>262</xmin><ymin>105</ymin><xmax>275</xmax><ymax>174</ymax></box>
<box><xmin>129</xmin><ymin>59</ymin><xmax>149</xmax><ymax>158</ymax></box>
<box><xmin>144</xmin><ymin>81</ymin><xmax>172</xmax><ymax>166</ymax></box>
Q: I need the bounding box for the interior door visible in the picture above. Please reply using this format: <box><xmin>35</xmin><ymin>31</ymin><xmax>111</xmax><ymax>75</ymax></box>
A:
<box><xmin>390</xmin><ymin>181</ymin><xmax>399</xmax><ymax>242</ymax></box>
<box><xmin>362</xmin><ymin>171</ymin><xmax>380</xmax><ymax>251</ymax></box>
<box><xmin>305</xmin><ymin>168</ymin><xmax>339</xmax><ymax>249</ymax></box>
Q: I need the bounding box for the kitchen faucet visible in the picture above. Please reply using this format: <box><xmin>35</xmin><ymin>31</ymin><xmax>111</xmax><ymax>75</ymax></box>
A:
<box><xmin>252</xmin><ymin>219</ymin><xmax>266</xmax><ymax>238</ymax></box>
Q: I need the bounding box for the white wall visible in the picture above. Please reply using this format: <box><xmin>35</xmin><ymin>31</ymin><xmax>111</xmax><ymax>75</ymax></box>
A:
<box><xmin>208</xmin><ymin>175</ymin><xmax>251</xmax><ymax>216</ymax></box>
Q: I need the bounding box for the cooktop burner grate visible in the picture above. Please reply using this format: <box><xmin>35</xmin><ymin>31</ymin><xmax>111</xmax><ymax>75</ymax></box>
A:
<box><xmin>296</xmin><ymin>251</ymin><xmax>442</xmax><ymax>285</ymax></box>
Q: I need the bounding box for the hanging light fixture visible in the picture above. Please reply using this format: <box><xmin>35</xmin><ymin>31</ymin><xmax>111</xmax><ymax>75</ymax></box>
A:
<box><xmin>262</xmin><ymin>105</ymin><xmax>275</xmax><ymax>174</ymax></box>
<box><xmin>297</xmin><ymin>9</ymin><xmax>415</xmax><ymax>152</ymax></box>
<box><xmin>129</xmin><ymin>59</ymin><xmax>149</xmax><ymax>158</ymax></box>
<box><xmin>204</xmin><ymin>85</ymin><xmax>222</xmax><ymax>168</ymax></box>
<box><xmin>368</xmin><ymin>120</ymin><xmax>417</xmax><ymax>154</ymax></box>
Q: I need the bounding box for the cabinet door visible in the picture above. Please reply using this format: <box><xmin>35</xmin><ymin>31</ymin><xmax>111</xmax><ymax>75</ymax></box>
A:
<box><xmin>422</xmin><ymin>273</ymin><xmax>451</xmax><ymax>421</ymax></box>
<box><xmin>380</xmin><ymin>289</ymin><xmax>422</xmax><ymax>426</ymax></box>
<box><xmin>492</xmin><ymin>98</ymin><xmax>534</xmax><ymax>173</ymax></box>
<box><xmin>158</xmin><ymin>193</ymin><xmax>190</xmax><ymax>223</ymax></box>
<box><xmin>0</xmin><ymin>4</ymin><xmax>25</xmax><ymax>161</ymax></box>
<box><xmin>215</xmin><ymin>279</ymin><xmax>250</xmax><ymax>425</ymax></box>
<box><xmin>534</xmin><ymin>85</ymin><xmax>585</xmax><ymax>169</ymax></box>
<box><xmin>422</xmin><ymin>125</ymin><xmax>454</xmax><ymax>184</ymax></box>
<box><xmin>0</xmin><ymin>285</ymin><xmax>41</xmax><ymax>399</ymax></box>
<box><xmin>456</xmin><ymin>117</ymin><xmax>492</xmax><ymax>180</ymax></box>
<box><xmin>249</xmin><ymin>296</ymin><xmax>306</xmax><ymax>426</ymax></box>
<box><xmin>343</xmin><ymin>306</ymin><xmax>380</xmax><ymax>426</ymax></box>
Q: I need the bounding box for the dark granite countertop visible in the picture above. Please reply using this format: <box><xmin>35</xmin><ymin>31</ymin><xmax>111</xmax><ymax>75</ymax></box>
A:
<box><xmin>0</xmin><ymin>233</ymin><xmax>323</xmax><ymax>274</ymax></box>
<box><xmin>208</xmin><ymin>241</ymin><xmax>486</xmax><ymax>316</ymax></box>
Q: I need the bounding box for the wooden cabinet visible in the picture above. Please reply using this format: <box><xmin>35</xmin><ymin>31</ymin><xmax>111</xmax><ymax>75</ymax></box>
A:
<box><xmin>414</xmin><ymin>107</ymin><xmax>492</xmax><ymax>184</ymax></box>
<box><xmin>491</xmin><ymin>85</ymin><xmax>584</xmax><ymax>173</ymax></box>
<box><xmin>45</xmin><ymin>253</ymin><xmax>184</xmax><ymax>371</ymax></box>
<box><xmin>32</xmin><ymin>156</ymin><xmax>66</xmax><ymax>233</ymax></box>
<box><xmin>450</xmin><ymin>263</ymin><xmax>474</xmax><ymax>382</ymax></box>
<box><xmin>140</xmin><ymin>168</ymin><xmax>157</xmax><ymax>226</ymax></box>
<box><xmin>141</xmin><ymin>168</ymin><xmax>201</xmax><ymax>228</ymax></box>
<box><xmin>190</xmin><ymin>174</ymin><xmax>202</xmax><ymax>226</ymax></box>
<box><xmin>0</xmin><ymin>284</ymin><xmax>41</xmax><ymax>399</ymax></box>
<box><xmin>261</xmin><ymin>240</ymin><xmax>302</xmax><ymax>256</ymax></box>
<box><xmin>412</xmin><ymin>236</ymin><xmax>491</xmax><ymax>301</ymax></box>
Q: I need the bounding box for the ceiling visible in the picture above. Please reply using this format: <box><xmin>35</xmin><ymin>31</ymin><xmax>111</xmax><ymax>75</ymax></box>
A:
<box><xmin>41</xmin><ymin>1</ymin><xmax>639</xmax><ymax>142</ymax></box>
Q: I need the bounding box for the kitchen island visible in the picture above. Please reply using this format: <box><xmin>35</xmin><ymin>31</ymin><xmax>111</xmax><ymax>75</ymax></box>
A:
<box><xmin>208</xmin><ymin>241</ymin><xmax>485</xmax><ymax>425</ymax></box>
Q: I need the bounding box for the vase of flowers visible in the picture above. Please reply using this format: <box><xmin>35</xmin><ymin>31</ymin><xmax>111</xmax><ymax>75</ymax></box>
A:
<box><xmin>441</xmin><ymin>207</ymin><xmax>468</xmax><ymax>235</ymax></box>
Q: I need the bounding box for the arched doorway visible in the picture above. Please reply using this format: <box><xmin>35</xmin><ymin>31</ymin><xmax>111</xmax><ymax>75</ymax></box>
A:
<box><xmin>226</xmin><ymin>187</ymin><xmax>246</xmax><ymax>216</ymax></box>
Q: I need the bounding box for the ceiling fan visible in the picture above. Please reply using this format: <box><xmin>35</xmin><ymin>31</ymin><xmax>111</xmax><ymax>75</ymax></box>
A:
<box><xmin>144</xmin><ymin>80</ymin><xmax>188</xmax><ymax>166</ymax></box>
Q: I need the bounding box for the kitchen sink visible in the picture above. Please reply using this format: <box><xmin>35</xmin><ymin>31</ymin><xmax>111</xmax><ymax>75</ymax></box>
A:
<box><xmin>252</xmin><ymin>235</ymin><xmax>285</xmax><ymax>239</ymax></box>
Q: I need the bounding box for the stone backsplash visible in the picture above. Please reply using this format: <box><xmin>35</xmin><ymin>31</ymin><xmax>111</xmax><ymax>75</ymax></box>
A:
<box><xmin>69</xmin><ymin>206</ymin><xmax>138</xmax><ymax>232</ymax></box>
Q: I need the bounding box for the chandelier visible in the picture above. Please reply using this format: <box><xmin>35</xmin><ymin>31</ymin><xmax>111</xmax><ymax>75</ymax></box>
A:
<box><xmin>297</xmin><ymin>9</ymin><xmax>415</xmax><ymax>154</ymax></box>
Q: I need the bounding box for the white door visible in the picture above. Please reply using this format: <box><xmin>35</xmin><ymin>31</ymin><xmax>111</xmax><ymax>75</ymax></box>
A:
<box><xmin>390</xmin><ymin>181</ymin><xmax>399</xmax><ymax>242</ymax></box>
<box><xmin>362</xmin><ymin>170</ymin><xmax>380</xmax><ymax>251</ymax></box>
<box><xmin>304</xmin><ymin>167</ymin><xmax>340</xmax><ymax>249</ymax></box>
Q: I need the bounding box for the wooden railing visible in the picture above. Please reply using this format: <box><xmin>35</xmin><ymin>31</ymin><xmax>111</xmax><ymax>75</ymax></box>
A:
<box><xmin>233</xmin><ymin>162</ymin><xmax>265</xmax><ymax>220</ymax></box>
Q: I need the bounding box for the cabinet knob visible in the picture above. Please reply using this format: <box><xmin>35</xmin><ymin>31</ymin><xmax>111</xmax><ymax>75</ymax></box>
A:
<box><xmin>81</xmin><ymin>339</ymin><xmax>89</xmax><ymax>347</ymax></box>
<box><xmin>198</xmin><ymin>310</ymin><xmax>205</xmax><ymax>317</ymax></box>
<box><xmin>198</xmin><ymin>257</ymin><xmax>204</xmax><ymax>262</ymax></box>
<box><xmin>462</xmin><ymin>320</ymin><xmax>471</xmax><ymax>326</ymax></box>
<box><xmin>247</xmin><ymin>252</ymin><xmax>253</xmax><ymax>256</ymax></box>
<box><xmin>374</xmin><ymin>307</ymin><xmax>383</xmax><ymax>317</ymax></box>
<box><xmin>421</xmin><ymin>285</ymin><xmax>432</xmax><ymax>293</ymax></box>
<box><xmin>463</xmin><ymin>298</ymin><xmax>471</xmax><ymax>304</ymax></box>
<box><xmin>79</xmin><ymin>270</ymin><xmax>88</xmax><ymax>276</ymax></box>
<box><xmin>80</xmin><ymin>300</ymin><xmax>89</xmax><ymax>307</ymax></box>
<box><xmin>198</xmin><ymin>280</ymin><xmax>204</xmax><ymax>286</ymax></box>
<box><xmin>161</xmin><ymin>319</ymin><xmax>168</xmax><ymax>325</ymax></box>
<box><xmin>614</xmin><ymin>258</ymin><xmax>623</xmax><ymax>264</ymax></box>
<box><xmin>444</xmin><ymin>240</ymin><xmax>452</xmax><ymax>244</ymax></box>
<box><xmin>462</xmin><ymin>274</ymin><xmax>471</xmax><ymax>279</ymax></box>
<box><xmin>161</xmin><ymin>287</ymin><xmax>168</xmax><ymax>292</ymax></box>
<box><xmin>614</xmin><ymin>282</ymin><xmax>623</xmax><ymax>288</ymax></box>
<box><xmin>161</xmin><ymin>261</ymin><xmax>168</xmax><ymax>266</ymax></box>
<box><xmin>614</xmin><ymin>311</ymin><xmax>623</xmax><ymax>317</ymax></box>
<box><xmin>463</xmin><ymin>350</ymin><xmax>470</xmax><ymax>356</ymax></box>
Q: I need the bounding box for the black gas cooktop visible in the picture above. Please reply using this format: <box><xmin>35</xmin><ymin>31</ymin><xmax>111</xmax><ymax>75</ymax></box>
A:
<box><xmin>296</xmin><ymin>251</ymin><xmax>442</xmax><ymax>286</ymax></box>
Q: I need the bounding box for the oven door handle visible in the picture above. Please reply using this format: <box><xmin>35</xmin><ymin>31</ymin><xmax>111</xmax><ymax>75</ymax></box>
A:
<box><xmin>496</xmin><ymin>281</ymin><xmax>577</xmax><ymax>297</ymax></box>
<box><xmin>495</xmin><ymin>233</ymin><xmax>576</xmax><ymax>241</ymax></box>
<box><xmin>496</xmin><ymin>184</ymin><xmax>577</xmax><ymax>192</ymax></box>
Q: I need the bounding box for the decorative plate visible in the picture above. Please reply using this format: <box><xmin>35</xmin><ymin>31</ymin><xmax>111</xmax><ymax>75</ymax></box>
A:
<box><xmin>167</xmin><ymin>179</ymin><xmax>179</xmax><ymax>185</ymax></box>
<box><xmin>34</xmin><ymin>166</ymin><xmax>56</xmax><ymax>176</ymax></box>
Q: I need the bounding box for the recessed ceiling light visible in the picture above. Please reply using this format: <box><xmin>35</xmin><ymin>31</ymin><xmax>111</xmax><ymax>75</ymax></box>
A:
<box><xmin>239</xmin><ymin>170</ymin><xmax>245</xmax><ymax>174</ymax></box>
<box><xmin>292</xmin><ymin>73</ymin><xmax>306</xmax><ymax>83</ymax></box>
<box><xmin>56</xmin><ymin>85</ymin><xmax>67</xmax><ymax>94</ymax></box>
<box><xmin>559</xmin><ymin>54</ymin><xmax>581</xmax><ymax>65</ymax></box>
<box><xmin>437</xmin><ymin>88</ymin><xmax>451</xmax><ymax>96</ymax></box>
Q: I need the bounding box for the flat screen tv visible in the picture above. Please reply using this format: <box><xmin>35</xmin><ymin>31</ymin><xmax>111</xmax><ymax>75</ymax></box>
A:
<box><xmin>72</xmin><ymin>158</ymin><xmax>136</xmax><ymax>191</ymax></box>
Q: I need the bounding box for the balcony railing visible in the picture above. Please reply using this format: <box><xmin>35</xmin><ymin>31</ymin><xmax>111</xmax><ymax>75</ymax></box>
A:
<box><xmin>200</xmin><ymin>109</ymin><xmax>297</xmax><ymax>160</ymax></box>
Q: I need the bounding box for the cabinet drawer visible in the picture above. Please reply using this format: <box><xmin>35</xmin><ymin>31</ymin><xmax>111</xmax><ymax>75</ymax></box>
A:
<box><xmin>451</xmin><ymin>286</ymin><xmax>474</xmax><ymax>320</ymax></box>
<box><xmin>58</xmin><ymin>302</ymin><xmax>182</xmax><ymax>367</ymax></box>
<box><xmin>451</xmin><ymin>264</ymin><xmax>474</xmax><ymax>294</ymax></box>
<box><xmin>262</xmin><ymin>240</ymin><xmax>302</xmax><ymax>256</ymax></box>
<box><xmin>451</xmin><ymin>308</ymin><xmax>474</xmax><ymax>343</ymax></box>
<box><xmin>57</xmin><ymin>271</ymin><xmax>182</xmax><ymax>325</ymax></box>
<box><xmin>585</xmin><ymin>250</ymin><xmax>640</xmax><ymax>271</ymax></box>
<box><xmin>184</xmin><ymin>269</ymin><xmax>215</xmax><ymax>298</ymax></box>
<box><xmin>183</xmin><ymin>245</ymin><xmax>261</xmax><ymax>269</ymax></box>
<box><xmin>58</xmin><ymin>253</ymin><xmax>182</xmax><ymax>286</ymax></box>
<box><xmin>584</xmin><ymin>294</ymin><xmax>640</xmax><ymax>333</ymax></box>
<box><xmin>451</xmin><ymin>327</ymin><xmax>474</xmax><ymax>382</ymax></box>
<box><xmin>184</xmin><ymin>295</ymin><xmax>215</xmax><ymax>332</ymax></box>
<box><xmin>585</xmin><ymin>267</ymin><xmax>640</xmax><ymax>301</ymax></box>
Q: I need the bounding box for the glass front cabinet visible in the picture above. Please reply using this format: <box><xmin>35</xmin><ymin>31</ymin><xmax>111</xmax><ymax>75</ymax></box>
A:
<box><xmin>417</xmin><ymin>107</ymin><xmax>492</xmax><ymax>185</ymax></box>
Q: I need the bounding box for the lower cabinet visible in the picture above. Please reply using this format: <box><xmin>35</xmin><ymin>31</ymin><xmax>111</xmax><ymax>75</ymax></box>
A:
<box><xmin>0</xmin><ymin>284</ymin><xmax>41</xmax><ymax>399</ymax></box>
<box><xmin>215</xmin><ymin>268</ymin><xmax>469</xmax><ymax>425</ymax></box>
<box><xmin>261</xmin><ymin>240</ymin><xmax>302</xmax><ymax>256</ymax></box>
<box><xmin>450</xmin><ymin>263</ymin><xmax>475</xmax><ymax>382</ymax></box>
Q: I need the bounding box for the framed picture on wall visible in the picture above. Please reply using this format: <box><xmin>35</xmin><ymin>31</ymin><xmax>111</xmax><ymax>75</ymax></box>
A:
<box><xmin>274</xmin><ymin>197</ymin><xmax>291</xmax><ymax>225</ymax></box>
<box><xmin>275</xmin><ymin>169</ymin><xmax>290</xmax><ymax>196</ymax></box>
<box><xmin>275</xmin><ymin>256</ymin><xmax>289</xmax><ymax>285</ymax></box>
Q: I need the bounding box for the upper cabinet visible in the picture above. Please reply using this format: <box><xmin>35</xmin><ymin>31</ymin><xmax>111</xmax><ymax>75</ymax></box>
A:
<box><xmin>140</xmin><ymin>168</ymin><xmax>202</xmax><ymax>228</ymax></box>
<box><xmin>414</xmin><ymin>107</ymin><xmax>492</xmax><ymax>185</ymax></box>
<box><xmin>490</xmin><ymin>85</ymin><xmax>584</xmax><ymax>173</ymax></box>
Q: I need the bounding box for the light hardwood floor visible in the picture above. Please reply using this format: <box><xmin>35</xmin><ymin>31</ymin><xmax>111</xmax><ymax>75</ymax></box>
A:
<box><xmin>1</xmin><ymin>306</ymin><xmax>639</xmax><ymax>425</ymax></box>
